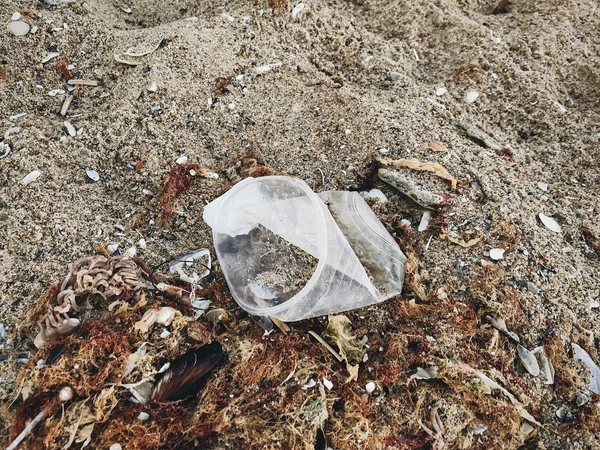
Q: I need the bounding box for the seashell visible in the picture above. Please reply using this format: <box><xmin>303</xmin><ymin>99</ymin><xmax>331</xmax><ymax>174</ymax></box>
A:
<box><xmin>465</xmin><ymin>91</ymin><xmax>479</xmax><ymax>103</ymax></box>
<box><xmin>86</xmin><ymin>169</ymin><xmax>99</xmax><ymax>181</ymax></box>
<box><xmin>21</xmin><ymin>170</ymin><xmax>41</xmax><ymax>185</ymax></box>
<box><xmin>489</xmin><ymin>248</ymin><xmax>505</xmax><ymax>260</ymax></box>
<box><xmin>7</xmin><ymin>20</ymin><xmax>29</xmax><ymax>36</ymax></box>
<box><xmin>517</xmin><ymin>345</ymin><xmax>540</xmax><ymax>376</ymax></box>
<box><xmin>539</xmin><ymin>213</ymin><xmax>561</xmax><ymax>233</ymax></box>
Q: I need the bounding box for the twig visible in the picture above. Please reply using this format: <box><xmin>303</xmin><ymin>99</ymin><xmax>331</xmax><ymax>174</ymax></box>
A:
<box><xmin>7</xmin><ymin>411</ymin><xmax>46</xmax><ymax>450</ymax></box>
<box><xmin>308</xmin><ymin>331</ymin><xmax>343</xmax><ymax>362</ymax></box>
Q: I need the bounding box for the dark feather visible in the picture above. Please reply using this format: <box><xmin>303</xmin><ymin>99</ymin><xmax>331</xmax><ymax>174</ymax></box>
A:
<box><xmin>314</xmin><ymin>428</ymin><xmax>327</xmax><ymax>450</ymax></box>
<box><xmin>151</xmin><ymin>342</ymin><xmax>223</xmax><ymax>401</ymax></box>
<box><xmin>46</xmin><ymin>343</ymin><xmax>65</xmax><ymax>365</ymax></box>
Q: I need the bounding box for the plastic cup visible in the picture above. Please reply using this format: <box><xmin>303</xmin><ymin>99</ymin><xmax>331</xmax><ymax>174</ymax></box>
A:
<box><xmin>203</xmin><ymin>176</ymin><xmax>406</xmax><ymax>321</ymax></box>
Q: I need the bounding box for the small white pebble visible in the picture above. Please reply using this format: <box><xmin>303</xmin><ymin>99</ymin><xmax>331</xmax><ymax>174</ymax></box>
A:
<box><xmin>537</xmin><ymin>181</ymin><xmax>548</xmax><ymax>192</ymax></box>
<box><xmin>435</xmin><ymin>87</ymin><xmax>447</xmax><ymax>96</ymax></box>
<box><xmin>138</xmin><ymin>238</ymin><xmax>147</xmax><ymax>249</ymax></box>
<box><xmin>160</xmin><ymin>329</ymin><xmax>171</xmax><ymax>339</ymax></box>
<box><xmin>109</xmin><ymin>444</ymin><xmax>122</xmax><ymax>450</ymax></box>
<box><xmin>59</xmin><ymin>386</ymin><xmax>74</xmax><ymax>402</ymax></box>
<box><xmin>489</xmin><ymin>248</ymin><xmax>505</xmax><ymax>260</ymax></box>
<box><xmin>36</xmin><ymin>359</ymin><xmax>46</xmax><ymax>369</ymax></box>
<box><xmin>21</xmin><ymin>170</ymin><xmax>41</xmax><ymax>185</ymax></box>
<box><xmin>125</xmin><ymin>246</ymin><xmax>137</xmax><ymax>257</ymax></box>
<box><xmin>362</xmin><ymin>354</ymin><xmax>369</xmax><ymax>363</ymax></box>
<box><xmin>11</xmin><ymin>12</ymin><xmax>22</xmax><ymax>21</ymax></box>
<box><xmin>189</xmin><ymin>169</ymin><xmax>197</xmax><ymax>176</ymax></box>
<box><xmin>228</xmin><ymin>102</ymin><xmax>236</xmax><ymax>110</ymax></box>
<box><xmin>365</xmin><ymin>382</ymin><xmax>376</xmax><ymax>393</ymax></box>
<box><xmin>175</xmin><ymin>155</ymin><xmax>188</xmax><ymax>165</ymax></box>
<box><xmin>465</xmin><ymin>91</ymin><xmax>479</xmax><ymax>103</ymax></box>
<box><xmin>138</xmin><ymin>412</ymin><xmax>150</xmax><ymax>421</ymax></box>
<box><xmin>30</xmin><ymin>25</ymin><xmax>38</xmax><ymax>34</ymax></box>
<box><xmin>147</xmin><ymin>81</ymin><xmax>158</xmax><ymax>92</ymax></box>
<box><xmin>323</xmin><ymin>377</ymin><xmax>333</xmax><ymax>390</ymax></box>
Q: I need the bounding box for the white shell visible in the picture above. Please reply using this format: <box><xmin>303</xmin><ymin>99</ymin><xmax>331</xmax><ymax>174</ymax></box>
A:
<box><xmin>517</xmin><ymin>345</ymin><xmax>540</xmax><ymax>376</ymax></box>
<box><xmin>86</xmin><ymin>169</ymin><xmax>99</xmax><ymax>181</ymax></box>
<box><xmin>539</xmin><ymin>213</ymin><xmax>561</xmax><ymax>233</ymax></box>
<box><xmin>418</xmin><ymin>210</ymin><xmax>431</xmax><ymax>232</ymax></box>
<box><xmin>21</xmin><ymin>170</ymin><xmax>41</xmax><ymax>185</ymax></box>
<box><xmin>364</xmin><ymin>188</ymin><xmax>387</xmax><ymax>203</ymax></box>
<box><xmin>7</xmin><ymin>20</ymin><xmax>30</xmax><ymax>36</ymax></box>
<box><xmin>64</xmin><ymin>121</ymin><xmax>76</xmax><ymax>137</ymax></box>
<box><xmin>176</xmin><ymin>155</ymin><xmax>188</xmax><ymax>165</ymax></box>
<box><xmin>435</xmin><ymin>87</ymin><xmax>447</xmax><ymax>96</ymax></box>
<box><xmin>137</xmin><ymin>412</ymin><xmax>150</xmax><ymax>421</ymax></box>
<box><xmin>323</xmin><ymin>377</ymin><xmax>333</xmax><ymax>390</ymax></box>
<box><xmin>291</xmin><ymin>3</ymin><xmax>305</xmax><ymax>21</ymax></box>
<box><xmin>155</xmin><ymin>307</ymin><xmax>178</xmax><ymax>326</ymax></box>
<box><xmin>489</xmin><ymin>248</ymin><xmax>505</xmax><ymax>260</ymax></box>
<box><xmin>109</xmin><ymin>444</ymin><xmax>122</xmax><ymax>450</ymax></box>
<box><xmin>41</xmin><ymin>52</ymin><xmax>60</xmax><ymax>64</ymax></box>
<box><xmin>572</xmin><ymin>343</ymin><xmax>600</xmax><ymax>394</ymax></box>
<box><xmin>365</xmin><ymin>381</ymin><xmax>376</xmax><ymax>393</ymax></box>
<box><xmin>138</xmin><ymin>238</ymin><xmax>147</xmax><ymax>249</ymax></box>
<box><xmin>11</xmin><ymin>12</ymin><xmax>22</xmax><ymax>21</ymax></box>
<box><xmin>147</xmin><ymin>81</ymin><xmax>158</xmax><ymax>92</ymax></box>
<box><xmin>465</xmin><ymin>91</ymin><xmax>479</xmax><ymax>103</ymax></box>
<box><xmin>537</xmin><ymin>181</ymin><xmax>548</xmax><ymax>192</ymax></box>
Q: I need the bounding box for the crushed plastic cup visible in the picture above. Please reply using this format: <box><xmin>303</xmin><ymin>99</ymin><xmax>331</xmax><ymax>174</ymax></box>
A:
<box><xmin>203</xmin><ymin>176</ymin><xmax>406</xmax><ymax>321</ymax></box>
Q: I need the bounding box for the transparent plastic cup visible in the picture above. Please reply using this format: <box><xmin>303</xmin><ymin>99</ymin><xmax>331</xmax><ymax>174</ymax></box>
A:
<box><xmin>203</xmin><ymin>176</ymin><xmax>406</xmax><ymax>321</ymax></box>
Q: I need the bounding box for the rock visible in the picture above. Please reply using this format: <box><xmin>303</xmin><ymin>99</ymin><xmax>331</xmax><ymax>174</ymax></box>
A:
<box><xmin>365</xmin><ymin>381</ymin><xmax>376</xmax><ymax>393</ymax></box>
<box><xmin>435</xmin><ymin>87</ymin><xmax>447</xmax><ymax>96</ymax></box>
<box><xmin>527</xmin><ymin>282</ymin><xmax>539</xmax><ymax>295</ymax></box>
<box><xmin>7</xmin><ymin>21</ymin><xmax>30</xmax><ymax>36</ymax></box>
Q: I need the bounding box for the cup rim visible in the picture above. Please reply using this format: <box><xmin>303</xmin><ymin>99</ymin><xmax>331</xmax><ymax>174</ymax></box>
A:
<box><xmin>212</xmin><ymin>176</ymin><xmax>328</xmax><ymax>316</ymax></box>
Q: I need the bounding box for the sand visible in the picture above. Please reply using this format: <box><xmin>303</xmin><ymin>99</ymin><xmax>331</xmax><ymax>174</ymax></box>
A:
<box><xmin>1</xmin><ymin>0</ymin><xmax>599</xmax><ymax>448</ymax></box>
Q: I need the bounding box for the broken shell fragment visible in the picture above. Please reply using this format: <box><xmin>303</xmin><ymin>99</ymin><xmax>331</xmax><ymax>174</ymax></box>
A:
<box><xmin>86</xmin><ymin>169</ymin><xmax>99</xmax><ymax>181</ymax></box>
<box><xmin>147</xmin><ymin>81</ymin><xmax>158</xmax><ymax>92</ymax></box>
<box><xmin>539</xmin><ymin>213</ymin><xmax>561</xmax><ymax>233</ymax></box>
<box><xmin>465</xmin><ymin>91</ymin><xmax>479</xmax><ymax>103</ymax></box>
<box><xmin>489</xmin><ymin>248</ymin><xmax>505</xmax><ymax>260</ymax></box>
<box><xmin>532</xmin><ymin>346</ymin><xmax>554</xmax><ymax>385</ymax></box>
<box><xmin>7</xmin><ymin>21</ymin><xmax>30</xmax><ymax>36</ymax></box>
<box><xmin>64</xmin><ymin>121</ymin><xmax>76</xmax><ymax>137</ymax></box>
<box><xmin>21</xmin><ymin>170</ymin><xmax>41</xmax><ymax>186</ymax></box>
<box><xmin>572</xmin><ymin>343</ymin><xmax>600</xmax><ymax>394</ymax></box>
<box><xmin>517</xmin><ymin>345</ymin><xmax>540</xmax><ymax>376</ymax></box>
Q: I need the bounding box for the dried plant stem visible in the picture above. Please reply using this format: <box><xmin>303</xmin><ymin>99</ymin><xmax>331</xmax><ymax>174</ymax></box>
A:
<box><xmin>7</xmin><ymin>410</ymin><xmax>46</xmax><ymax>450</ymax></box>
